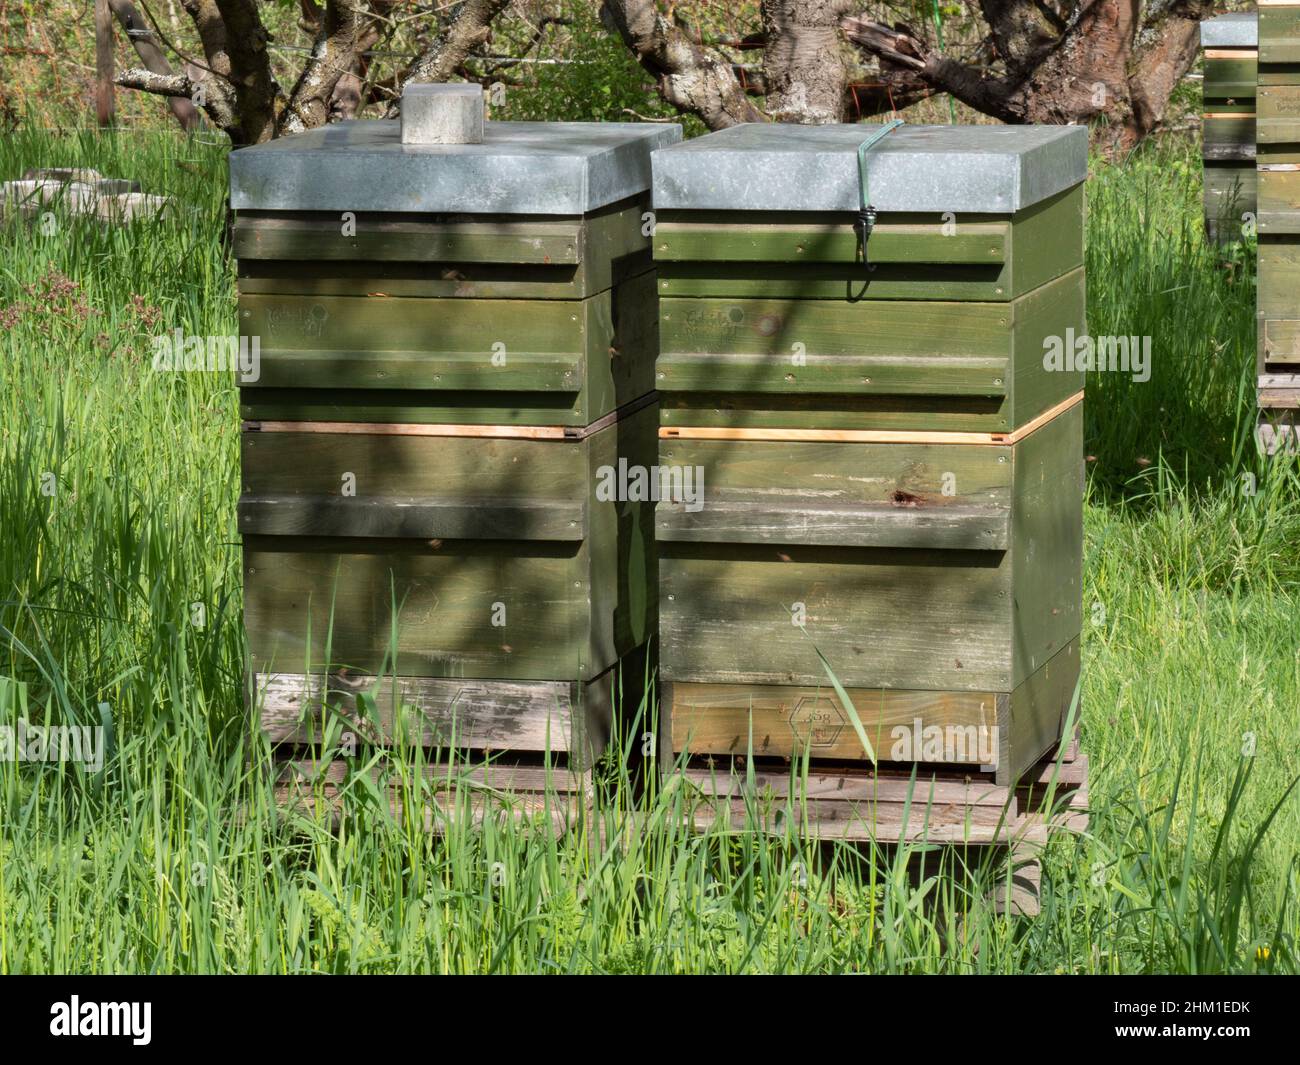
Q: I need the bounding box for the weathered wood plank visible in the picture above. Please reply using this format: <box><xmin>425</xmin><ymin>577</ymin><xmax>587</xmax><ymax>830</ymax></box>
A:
<box><xmin>653</xmin><ymin>216</ymin><xmax>1009</xmax><ymax>265</ymax></box>
<box><xmin>233</xmin><ymin>213</ymin><xmax>583</xmax><ymax>264</ymax></box>
<box><xmin>656</xmin><ymin>501</ymin><xmax>1010</xmax><ymax>551</ymax></box>
<box><xmin>669</xmin><ymin>683</ymin><xmax>999</xmax><ymax>763</ymax></box>
<box><xmin>257</xmin><ymin>671</ymin><xmax>580</xmax><ymax>751</ymax></box>
<box><xmin>1260</xmin><ymin>4</ymin><xmax>1300</xmax><ymax>66</ymax></box>
<box><xmin>239</xmin><ymin>496</ymin><xmax>586</xmax><ymax>541</ymax></box>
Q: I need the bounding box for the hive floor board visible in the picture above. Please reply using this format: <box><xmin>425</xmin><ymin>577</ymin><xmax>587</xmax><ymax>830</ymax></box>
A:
<box><xmin>273</xmin><ymin>756</ymin><xmax>591</xmax><ymax>836</ymax></box>
<box><xmin>250</xmin><ymin>653</ymin><xmax>646</xmax><ymax>771</ymax></box>
<box><xmin>668</xmin><ymin>744</ymin><xmax>1088</xmax><ymax>849</ymax></box>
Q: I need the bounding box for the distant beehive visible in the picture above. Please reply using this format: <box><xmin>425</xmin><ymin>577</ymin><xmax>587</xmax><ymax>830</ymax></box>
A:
<box><xmin>647</xmin><ymin>123</ymin><xmax>1087</xmax><ymax>843</ymax></box>
<box><xmin>228</xmin><ymin>97</ymin><xmax>680</xmax><ymax>820</ymax></box>
<box><xmin>1258</xmin><ymin>2</ymin><xmax>1300</xmax><ymax>451</ymax></box>
<box><xmin>1201</xmin><ymin>12</ymin><xmax>1258</xmax><ymax>244</ymax></box>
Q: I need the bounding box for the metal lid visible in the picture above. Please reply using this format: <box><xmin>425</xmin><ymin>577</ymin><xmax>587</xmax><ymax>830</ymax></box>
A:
<box><xmin>230</xmin><ymin>119</ymin><xmax>682</xmax><ymax>215</ymax></box>
<box><xmin>1200</xmin><ymin>12</ymin><xmax>1257</xmax><ymax>49</ymax></box>
<box><xmin>651</xmin><ymin>123</ymin><xmax>1088</xmax><ymax>214</ymax></box>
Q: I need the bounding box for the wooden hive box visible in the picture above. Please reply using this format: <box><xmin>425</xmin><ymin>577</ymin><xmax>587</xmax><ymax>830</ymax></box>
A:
<box><xmin>649</xmin><ymin>123</ymin><xmax>1087</xmax><ymax>790</ymax></box>
<box><xmin>1257</xmin><ymin>1</ymin><xmax>1300</xmax><ymax>451</ymax></box>
<box><xmin>229</xmin><ymin>112</ymin><xmax>681</xmax><ymax>805</ymax></box>
<box><xmin>1201</xmin><ymin>12</ymin><xmax>1258</xmax><ymax>243</ymax></box>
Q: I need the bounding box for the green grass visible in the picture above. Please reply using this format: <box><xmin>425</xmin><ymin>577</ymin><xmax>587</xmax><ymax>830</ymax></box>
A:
<box><xmin>1</xmin><ymin>126</ymin><xmax>1297</xmax><ymax>974</ymax></box>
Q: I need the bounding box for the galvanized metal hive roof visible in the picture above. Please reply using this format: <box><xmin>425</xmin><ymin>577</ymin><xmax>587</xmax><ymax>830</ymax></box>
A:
<box><xmin>651</xmin><ymin>123</ymin><xmax>1088</xmax><ymax>214</ymax></box>
<box><xmin>230</xmin><ymin>119</ymin><xmax>682</xmax><ymax>215</ymax></box>
<box><xmin>1200</xmin><ymin>12</ymin><xmax>1258</xmax><ymax>49</ymax></box>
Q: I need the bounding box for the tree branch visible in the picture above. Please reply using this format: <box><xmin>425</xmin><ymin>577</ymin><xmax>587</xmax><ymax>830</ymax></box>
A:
<box><xmin>384</xmin><ymin>0</ymin><xmax>510</xmax><ymax>117</ymax></box>
<box><xmin>107</xmin><ymin>0</ymin><xmax>201</xmax><ymax>129</ymax></box>
<box><xmin>600</xmin><ymin>0</ymin><xmax>765</xmax><ymax>129</ymax></box>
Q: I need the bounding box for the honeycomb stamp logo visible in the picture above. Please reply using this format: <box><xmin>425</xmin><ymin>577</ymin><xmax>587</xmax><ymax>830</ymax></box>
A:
<box><xmin>788</xmin><ymin>695</ymin><xmax>846</xmax><ymax>748</ymax></box>
<box><xmin>49</xmin><ymin>996</ymin><xmax>151</xmax><ymax>1045</ymax></box>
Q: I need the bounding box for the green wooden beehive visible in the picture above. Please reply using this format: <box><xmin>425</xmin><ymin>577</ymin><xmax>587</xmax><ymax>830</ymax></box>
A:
<box><xmin>1257</xmin><ymin>1</ymin><xmax>1300</xmax><ymax>450</ymax></box>
<box><xmin>229</xmin><ymin>108</ymin><xmax>680</xmax><ymax>772</ymax></box>
<box><xmin>1201</xmin><ymin>12</ymin><xmax>1258</xmax><ymax>243</ymax></box>
<box><xmin>649</xmin><ymin>123</ymin><xmax>1087</xmax><ymax>786</ymax></box>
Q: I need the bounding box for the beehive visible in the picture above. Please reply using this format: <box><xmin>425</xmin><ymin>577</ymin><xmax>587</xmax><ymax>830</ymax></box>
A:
<box><xmin>649</xmin><ymin>124</ymin><xmax>1087</xmax><ymax>804</ymax></box>
<box><xmin>229</xmin><ymin>108</ymin><xmax>681</xmax><ymax>805</ymax></box>
<box><xmin>1201</xmin><ymin>12</ymin><xmax>1258</xmax><ymax>243</ymax></box>
<box><xmin>1258</xmin><ymin>1</ymin><xmax>1300</xmax><ymax>451</ymax></box>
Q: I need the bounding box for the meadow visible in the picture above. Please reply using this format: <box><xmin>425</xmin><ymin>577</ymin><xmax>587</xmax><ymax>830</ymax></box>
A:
<box><xmin>0</xmin><ymin>124</ymin><xmax>1297</xmax><ymax>974</ymax></box>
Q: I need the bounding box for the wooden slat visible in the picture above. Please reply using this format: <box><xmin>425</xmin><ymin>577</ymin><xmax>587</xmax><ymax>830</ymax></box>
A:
<box><xmin>653</xmin><ymin>218</ymin><xmax>1008</xmax><ymax>265</ymax></box>
<box><xmin>239</xmin><ymin>496</ymin><xmax>586</xmax><ymax>541</ymax></box>
<box><xmin>656</xmin><ymin>500</ymin><xmax>1010</xmax><ymax>551</ymax></box>
<box><xmin>669</xmin><ymin>684</ymin><xmax>1000</xmax><ymax>764</ymax></box>
<box><xmin>257</xmin><ymin>671</ymin><xmax>579</xmax><ymax>752</ymax></box>
<box><xmin>233</xmin><ymin>213</ymin><xmax>583</xmax><ymax>265</ymax></box>
<box><xmin>655</xmin><ymin>350</ymin><xmax>1008</xmax><ymax>397</ymax></box>
<box><xmin>658</xmin><ymin>389</ymin><xmax>1083</xmax><ymax>445</ymax></box>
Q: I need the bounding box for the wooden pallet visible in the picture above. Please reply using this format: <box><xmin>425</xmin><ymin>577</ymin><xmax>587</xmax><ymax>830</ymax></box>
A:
<box><xmin>670</xmin><ymin>732</ymin><xmax>1087</xmax><ymax>916</ymax></box>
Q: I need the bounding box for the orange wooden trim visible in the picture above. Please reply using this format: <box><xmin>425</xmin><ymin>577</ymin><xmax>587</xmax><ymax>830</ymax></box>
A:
<box><xmin>659</xmin><ymin>391</ymin><xmax>1084</xmax><ymax>446</ymax></box>
<box><xmin>1203</xmin><ymin>111</ymin><xmax>1256</xmax><ymax>119</ymax></box>
<box><xmin>1204</xmin><ymin>49</ymin><xmax>1259</xmax><ymax>60</ymax></box>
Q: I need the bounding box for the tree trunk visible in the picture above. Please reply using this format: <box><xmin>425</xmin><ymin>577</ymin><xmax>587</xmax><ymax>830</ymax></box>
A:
<box><xmin>95</xmin><ymin>0</ymin><xmax>116</xmax><ymax>127</ymax></box>
<box><xmin>762</xmin><ymin>0</ymin><xmax>853</xmax><ymax>124</ymax></box>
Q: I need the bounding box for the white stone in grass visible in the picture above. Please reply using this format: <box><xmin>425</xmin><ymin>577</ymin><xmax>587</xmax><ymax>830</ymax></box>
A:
<box><xmin>96</xmin><ymin>193</ymin><xmax>174</xmax><ymax>223</ymax></box>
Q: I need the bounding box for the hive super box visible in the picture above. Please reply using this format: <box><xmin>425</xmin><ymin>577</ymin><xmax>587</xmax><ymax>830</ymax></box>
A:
<box><xmin>1201</xmin><ymin>12</ymin><xmax>1258</xmax><ymax>243</ymax></box>
<box><xmin>1257</xmin><ymin>1</ymin><xmax>1300</xmax><ymax>450</ymax></box>
<box><xmin>649</xmin><ymin>124</ymin><xmax>1087</xmax><ymax>801</ymax></box>
<box><xmin>229</xmin><ymin>117</ymin><xmax>680</xmax><ymax>803</ymax></box>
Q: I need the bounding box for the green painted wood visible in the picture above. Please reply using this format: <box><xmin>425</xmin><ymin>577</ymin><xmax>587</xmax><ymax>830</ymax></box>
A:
<box><xmin>657</xmin><ymin>392</ymin><xmax>1012</xmax><ymax>433</ymax></box>
<box><xmin>233</xmin><ymin>199</ymin><xmax>650</xmax><ymax>300</ymax></box>
<box><xmin>656</xmin><ymin>263</ymin><xmax>1009</xmax><ymax>303</ymax></box>
<box><xmin>241</xmin><ymin>406</ymin><xmax>658</xmax><ymax>684</ymax></box>
<box><xmin>1258</xmin><ymin>144</ymin><xmax>1300</xmax><ymax>164</ymax></box>
<box><xmin>233</xmin><ymin>213</ymin><xmax>582</xmax><ymax>265</ymax></box>
<box><xmin>657</xmin><ymin>297</ymin><xmax>1008</xmax><ymax>390</ymax></box>
<box><xmin>1203</xmin><ymin>162</ymin><xmax>1257</xmax><ymax>243</ymax></box>
<box><xmin>657</xmin><ymin>501</ymin><xmax>1010</xmax><ymax>550</ymax></box>
<box><xmin>1203</xmin><ymin>56</ymin><xmax>1258</xmax><ymax>102</ymax></box>
<box><xmin>244</xmin><ymin>537</ymin><xmax>586</xmax><ymax>680</ymax></box>
<box><xmin>1257</xmin><ymin>169</ymin><xmax>1300</xmax><ymax>233</ymax></box>
<box><xmin>1009</xmin><ymin>400</ymin><xmax>1083</xmax><ymax>687</ymax></box>
<box><xmin>657</xmin><ymin>404</ymin><xmax>1081</xmax><ymax>695</ymax></box>
<box><xmin>239</xmin><ymin>268</ymin><xmax>657</xmax><ymax>423</ymax></box>
<box><xmin>659</xmin><ymin>540</ymin><xmax>1013</xmax><ymax>691</ymax></box>
<box><xmin>1257</xmin><ymin>239</ymin><xmax>1300</xmax><ymax>321</ymax></box>
<box><xmin>584</xmin><ymin>404</ymin><xmax>658</xmax><ymax>674</ymax></box>
<box><xmin>654</xmin><ymin>186</ymin><xmax>1083</xmax><ymax>303</ymax></box>
<box><xmin>1009</xmin><ymin>266</ymin><xmax>1086</xmax><ymax>428</ymax></box>
<box><xmin>1203</xmin><ymin>115</ymin><xmax>1257</xmax><ymax>158</ymax></box>
<box><xmin>241</xmin><ymin>390</ymin><xmax>586</xmax><ymax>427</ymax></box>
<box><xmin>657</xmin><ymin>350</ymin><xmax>1008</xmax><ymax>396</ymax></box>
<box><xmin>239</xmin><ymin>497</ymin><xmax>586</xmax><ymax>540</ymax></box>
<box><xmin>999</xmin><ymin>638</ymin><xmax>1078</xmax><ymax>785</ymax></box>
<box><xmin>655</xmin><ymin>266</ymin><xmax>1080</xmax><ymax>431</ymax></box>
<box><xmin>1260</xmin><ymin>7</ymin><xmax>1300</xmax><ymax>65</ymax></box>
<box><xmin>1257</xmin><ymin>85</ymin><xmax>1300</xmax><ymax>144</ymax></box>
<box><xmin>1258</xmin><ymin>64</ymin><xmax>1300</xmax><ymax>85</ymax></box>
<box><xmin>653</xmin><ymin>214</ymin><xmax>1008</xmax><ymax>265</ymax></box>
